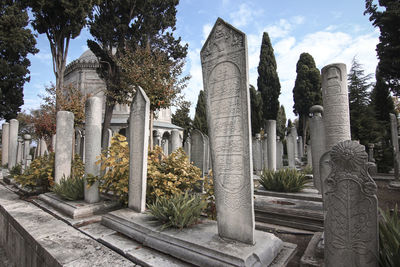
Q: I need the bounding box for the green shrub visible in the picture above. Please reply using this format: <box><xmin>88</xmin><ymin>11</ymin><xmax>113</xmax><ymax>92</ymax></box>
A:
<box><xmin>379</xmin><ymin>205</ymin><xmax>400</xmax><ymax>267</ymax></box>
<box><xmin>9</xmin><ymin>163</ymin><xmax>22</xmax><ymax>178</ymax></box>
<box><xmin>259</xmin><ymin>168</ymin><xmax>308</xmax><ymax>193</ymax></box>
<box><xmin>147</xmin><ymin>191</ymin><xmax>206</xmax><ymax>230</ymax></box>
<box><xmin>203</xmin><ymin>170</ymin><xmax>216</xmax><ymax>220</ymax></box>
<box><xmin>301</xmin><ymin>165</ymin><xmax>313</xmax><ymax>175</ymax></box>
<box><xmin>15</xmin><ymin>153</ymin><xmax>84</xmax><ymax>193</ymax></box>
<box><xmin>88</xmin><ymin>134</ymin><xmax>202</xmax><ymax>205</ymax></box>
<box><xmin>51</xmin><ymin>175</ymin><xmax>84</xmax><ymax>201</ymax></box>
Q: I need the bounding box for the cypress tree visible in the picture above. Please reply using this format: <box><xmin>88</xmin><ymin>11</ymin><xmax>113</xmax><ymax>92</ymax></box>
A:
<box><xmin>292</xmin><ymin>52</ymin><xmax>322</xmax><ymax>139</ymax></box>
<box><xmin>193</xmin><ymin>90</ymin><xmax>208</xmax><ymax>135</ymax></box>
<box><xmin>249</xmin><ymin>85</ymin><xmax>263</xmax><ymax>135</ymax></box>
<box><xmin>257</xmin><ymin>32</ymin><xmax>281</xmax><ymax>122</ymax></box>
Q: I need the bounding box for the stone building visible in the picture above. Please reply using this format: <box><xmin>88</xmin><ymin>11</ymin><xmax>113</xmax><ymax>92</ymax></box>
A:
<box><xmin>64</xmin><ymin>49</ymin><xmax>183</xmax><ymax>152</ymax></box>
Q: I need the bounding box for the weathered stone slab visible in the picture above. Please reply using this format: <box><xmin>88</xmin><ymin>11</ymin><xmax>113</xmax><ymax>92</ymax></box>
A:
<box><xmin>84</xmin><ymin>96</ymin><xmax>102</xmax><ymax>203</ymax></box>
<box><xmin>54</xmin><ymin>111</ymin><xmax>74</xmax><ymax>184</ymax></box>
<box><xmin>1</xmin><ymin>123</ymin><xmax>9</xmax><ymax>166</ymax></box>
<box><xmin>390</xmin><ymin>113</ymin><xmax>400</xmax><ymax>180</ymax></box>
<box><xmin>201</xmin><ymin>18</ymin><xmax>254</xmax><ymax>244</ymax></box>
<box><xmin>183</xmin><ymin>136</ymin><xmax>191</xmax><ymax>161</ymax></box>
<box><xmin>23</xmin><ymin>134</ymin><xmax>31</xmax><ymax>170</ymax></box>
<box><xmin>38</xmin><ymin>193</ymin><xmax>119</xmax><ymax>219</ymax></box>
<box><xmin>321</xmin><ymin>140</ymin><xmax>378</xmax><ymax>267</ymax></box>
<box><xmin>287</xmin><ymin>129</ymin><xmax>296</xmax><ymax>168</ymax></box>
<box><xmin>170</xmin><ymin>129</ymin><xmax>181</xmax><ymax>152</ymax></box>
<box><xmin>16</xmin><ymin>136</ymin><xmax>23</xmax><ymax>164</ymax></box>
<box><xmin>276</xmin><ymin>137</ymin><xmax>283</xmax><ymax>169</ymax></box>
<box><xmin>128</xmin><ymin>87</ymin><xmax>150</xmax><ymax>212</ymax></box>
<box><xmin>253</xmin><ymin>134</ymin><xmax>262</xmax><ymax>174</ymax></box>
<box><xmin>102</xmin><ymin>209</ymin><xmax>284</xmax><ymax>267</ymax></box>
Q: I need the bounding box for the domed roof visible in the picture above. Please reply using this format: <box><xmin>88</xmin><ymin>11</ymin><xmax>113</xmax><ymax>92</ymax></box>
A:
<box><xmin>78</xmin><ymin>49</ymin><xmax>98</xmax><ymax>62</ymax></box>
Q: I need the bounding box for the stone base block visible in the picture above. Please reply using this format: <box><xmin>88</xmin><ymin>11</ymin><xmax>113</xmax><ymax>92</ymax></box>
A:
<box><xmin>38</xmin><ymin>193</ymin><xmax>119</xmax><ymax>219</ymax></box>
<box><xmin>102</xmin><ymin>208</ymin><xmax>296</xmax><ymax>267</ymax></box>
<box><xmin>300</xmin><ymin>232</ymin><xmax>324</xmax><ymax>267</ymax></box>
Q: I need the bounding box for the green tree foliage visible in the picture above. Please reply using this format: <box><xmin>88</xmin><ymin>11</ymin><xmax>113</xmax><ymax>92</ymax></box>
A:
<box><xmin>372</xmin><ymin>67</ymin><xmax>396</xmax><ymax>123</ymax></box>
<box><xmin>276</xmin><ymin>105</ymin><xmax>287</xmax><ymax>140</ymax></box>
<box><xmin>193</xmin><ymin>90</ymin><xmax>208</xmax><ymax>135</ymax></box>
<box><xmin>348</xmin><ymin>58</ymin><xmax>376</xmax><ymax>145</ymax></box>
<box><xmin>25</xmin><ymin>0</ymin><xmax>98</xmax><ymax>101</ymax></box>
<box><xmin>249</xmin><ymin>85</ymin><xmax>263</xmax><ymax>135</ymax></box>
<box><xmin>171</xmin><ymin>100</ymin><xmax>192</xmax><ymax>142</ymax></box>
<box><xmin>365</xmin><ymin>0</ymin><xmax>400</xmax><ymax>95</ymax></box>
<box><xmin>87</xmin><ymin>0</ymin><xmax>187</xmax><ymax>149</ymax></box>
<box><xmin>0</xmin><ymin>0</ymin><xmax>38</xmax><ymax>120</ymax></box>
<box><xmin>292</xmin><ymin>52</ymin><xmax>322</xmax><ymax>139</ymax></box>
<box><xmin>257</xmin><ymin>32</ymin><xmax>280</xmax><ymax>121</ymax></box>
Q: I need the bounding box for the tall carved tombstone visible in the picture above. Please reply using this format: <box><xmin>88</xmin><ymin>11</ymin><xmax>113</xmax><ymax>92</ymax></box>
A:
<box><xmin>128</xmin><ymin>87</ymin><xmax>150</xmax><ymax>212</ymax></box>
<box><xmin>183</xmin><ymin>136</ymin><xmax>191</xmax><ymax>161</ymax></box>
<box><xmin>201</xmin><ymin>18</ymin><xmax>254</xmax><ymax>244</ymax></box>
<box><xmin>322</xmin><ymin>140</ymin><xmax>378</xmax><ymax>267</ymax></box>
<box><xmin>23</xmin><ymin>134</ymin><xmax>31</xmax><ymax>170</ymax></box>
<box><xmin>170</xmin><ymin>129</ymin><xmax>181</xmax><ymax>152</ymax></box>
<box><xmin>292</xmin><ymin>127</ymin><xmax>299</xmax><ymax>162</ymax></box>
<box><xmin>309</xmin><ymin>105</ymin><xmax>326</xmax><ymax>192</ymax></box>
<box><xmin>190</xmin><ymin>129</ymin><xmax>206</xmax><ymax>175</ymax></box>
<box><xmin>84</xmin><ymin>97</ymin><xmax>102</xmax><ymax>203</ymax></box>
<box><xmin>203</xmin><ymin>134</ymin><xmax>210</xmax><ymax>174</ymax></box>
<box><xmin>16</xmin><ymin>137</ymin><xmax>23</xmax><ymax>164</ymax></box>
<box><xmin>54</xmin><ymin>111</ymin><xmax>74</xmax><ymax>184</ymax></box>
<box><xmin>40</xmin><ymin>137</ymin><xmax>48</xmax><ymax>156</ymax></box>
<box><xmin>266</xmin><ymin>120</ymin><xmax>276</xmax><ymax>170</ymax></box>
<box><xmin>390</xmin><ymin>113</ymin><xmax>400</xmax><ymax>181</ymax></box>
<box><xmin>320</xmin><ymin>63</ymin><xmax>351</xmax><ymax>195</ymax></box>
<box><xmin>287</xmin><ymin>131</ymin><xmax>295</xmax><ymax>168</ymax></box>
<box><xmin>8</xmin><ymin>119</ymin><xmax>19</xmax><ymax>169</ymax></box>
<box><xmin>1</xmin><ymin>122</ymin><xmax>9</xmax><ymax>166</ymax></box>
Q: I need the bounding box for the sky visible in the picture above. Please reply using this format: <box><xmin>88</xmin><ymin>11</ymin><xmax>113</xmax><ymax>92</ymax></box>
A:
<box><xmin>22</xmin><ymin>0</ymin><xmax>380</xmax><ymax>120</ymax></box>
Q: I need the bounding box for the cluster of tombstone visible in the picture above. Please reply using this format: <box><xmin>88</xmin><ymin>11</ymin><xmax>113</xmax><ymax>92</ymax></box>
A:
<box><xmin>1</xmin><ymin>120</ymin><xmax>34</xmax><ymax>172</ymax></box>
<box><xmin>0</xmin><ymin>18</ymin><xmax>381</xmax><ymax>266</ymax></box>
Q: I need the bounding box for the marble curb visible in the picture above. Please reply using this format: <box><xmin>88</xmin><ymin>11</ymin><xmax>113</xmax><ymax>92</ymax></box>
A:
<box><xmin>254</xmin><ymin>189</ymin><xmax>323</xmax><ymax>202</ymax></box>
<box><xmin>38</xmin><ymin>192</ymin><xmax>120</xmax><ymax>219</ymax></box>
<box><xmin>102</xmin><ymin>208</ymin><xmax>296</xmax><ymax>267</ymax></box>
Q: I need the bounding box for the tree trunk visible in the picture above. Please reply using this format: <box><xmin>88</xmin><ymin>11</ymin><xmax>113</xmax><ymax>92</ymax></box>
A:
<box><xmin>149</xmin><ymin>111</ymin><xmax>154</xmax><ymax>150</ymax></box>
<box><xmin>101</xmin><ymin>96</ymin><xmax>115</xmax><ymax>150</ymax></box>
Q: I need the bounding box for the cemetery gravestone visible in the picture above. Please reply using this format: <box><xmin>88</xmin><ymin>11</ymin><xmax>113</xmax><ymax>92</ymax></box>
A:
<box><xmin>128</xmin><ymin>87</ymin><xmax>150</xmax><ymax>212</ymax></box>
<box><xmin>54</xmin><ymin>111</ymin><xmax>74</xmax><ymax>184</ymax></box>
<box><xmin>266</xmin><ymin>120</ymin><xmax>276</xmax><ymax>170</ymax></box>
<box><xmin>276</xmin><ymin>136</ymin><xmax>283</xmax><ymax>169</ymax></box>
<box><xmin>1</xmin><ymin>123</ymin><xmax>9</xmax><ymax>166</ymax></box>
<box><xmin>262</xmin><ymin>133</ymin><xmax>268</xmax><ymax>169</ymax></box>
<box><xmin>322</xmin><ymin>140</ymin><xmax>378</xmax><ymax>267</ymax></box>
<box><xmin>390</xmin><ymin>113</ymin><xmax>400</xmax><ymax>180</ymax></box>
<box><xmin>191</xmin><ymin>129</ymin><xmax>206</xmax><ymax>176</ymax></box>
<box><xmin>23</xmin><ymin>134</ymin><xmax>31</xmax><ymax>170</ymax></box>
<box><xmin>201</xmin><ymin>18</ymin><xmax>254</xmax><ymax>244</ymax></box>
<box><xmin>8</xmin><ymin>119</ymin><xmax>19</xmax><ymax>169</ymax></box>
<box><xmin>16</xmin><ymin>137</ymin><xmax>23</xmax><ymax>164</ymax></box>
<box><xmin>170</xmin><ymin>129</ymin><xmax>181</xmax><ymax>152</ymax></box>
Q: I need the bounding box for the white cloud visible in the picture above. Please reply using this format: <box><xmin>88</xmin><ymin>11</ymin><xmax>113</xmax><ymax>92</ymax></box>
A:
<box><xmin>201</xmin><ymin>23</ymin><xmax>213</xmax><ymax>45</ymax></box>
<box><xmin>229</xmin><ymin>3</ymin><xmax>263</xmax><ymax>28</ymax></box>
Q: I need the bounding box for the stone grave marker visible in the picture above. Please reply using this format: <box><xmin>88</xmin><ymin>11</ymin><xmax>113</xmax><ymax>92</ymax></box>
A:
<box><xmin>184</xmin><ymin>136</ymin><xmax>191</xmax><ymax>161</ymax></box>
<box><xmin>128</xmin><ymin>87</ymin><xmax>150</xmax><ymax>212</ymax></box>
<box><xmin>23</xmin><ymin>134</ymin><xmax>31</xmax><ymax>170</ymax></box>
<box><xmin>54</xmin><ymin>111</ymin><xmax>74</xmax><ymax>184</ymax></box>
<box><xmin>170</xmin><ymin>129</ymin><xmax>181</xmax><ymax>152</ymax></box>
<box><xmin>8</xmin><ymin>119</ymin><xmax>19</xmax><ymax>169</ymax></box>
<box><xmin>262</xmin><ymin>133</ymin><xmax>268</xmax><ymax>169</ymax></box>
<box><xmin>253</xmin><ymin>134</ymin><xmax>262</xmax><ymax>174</ymax></box>
<box><xmin>276</xmin><ymin>136</ymin><xmax>283</xmax><ymax>169</ymax></box>
<box><xmin>16</xmin><ymin>136</ymin><xmax>23</xmax><ymax>164</ymax></box>
<box><xmin>1</xmin><ymin>123</ymin><xmax>9</xmax><ymax>166</ymax></box>
<box><xmin>322</xmin><ymin>140</ymin><xmax>378</xmax><ymax>267</ymax></box>
<box><xmin>266</xmin><ymin>120</ymin><xmax>276</xmax><ymax>170</ymax></box>
<box><xmin>201</xmin><ymin>18</ymin><xmax>254</xmax><ymax>244</ymax></box>
<box><xmin>191</xmin><ymin>129</ymin><xmax>206</xmax><ymax>175</ymax></box>
<box><xmin>390</xmin><ymin>113</ymin><xmax>400</xmax><ymax>181</ymax></box>
<box><xmin>287</xmin><ymin>130</ymin><xmax>296</xmax><ymax>168</ymax></box>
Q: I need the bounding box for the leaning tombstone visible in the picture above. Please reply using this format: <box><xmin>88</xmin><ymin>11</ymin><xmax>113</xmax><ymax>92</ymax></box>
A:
<box><xmin>1</xmin><ymin>122</ymin><xmax>9</xmax><ymax>166</ymax></box>
<box><xmin>322</xmin><ymin>140</ymin><xmax>378</xmax><ymax>267</ymax></box>
<box><xmin>8</xmin><ymin>119</ymin><xmax>19</xmax><ymax>169</ymax></box>
<box><xmin>128</xmin><ymin>88</ymin><xmax>150</xmax><ymax>212</ymax></box>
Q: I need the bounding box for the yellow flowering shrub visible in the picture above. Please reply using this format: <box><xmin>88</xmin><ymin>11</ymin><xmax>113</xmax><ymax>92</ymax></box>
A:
<box><xmin>88</xmin><ymin>134</ymin><xmax>202</xmax><ymax>206</ymax></box>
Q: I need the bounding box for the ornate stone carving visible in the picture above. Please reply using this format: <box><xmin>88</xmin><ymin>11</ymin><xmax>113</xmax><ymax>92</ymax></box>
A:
<box><xmin>322</xmin><ymin>140</ymin><xmax>378</xmax><ymax>267</ymax></box>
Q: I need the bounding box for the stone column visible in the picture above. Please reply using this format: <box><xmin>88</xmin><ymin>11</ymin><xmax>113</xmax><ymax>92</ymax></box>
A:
<box><xmin>390</xmin><ymin>113</ymin><xmax>400</xmax><ymax>181</ymax></box>
<box><xmin>253</xmin><ymin>134</ymin><xmax>262</xmax><ymax>174</ymax></box>
<box><xmin>307</xmin><ymin>144</ymin><xmax>312</xmax><ymax>167</ymax></box>
<box><xmin>1</xmin><ymin>123</ymin><xmax>9</xmax><ymax>166</ymax></box>
<box><xmin>266</xmin><ymin>120</ymin><xmax>276</xmax><ymax>170</ymax></box>
<box><xmin>309</xmin><ymin>105</ymin><xmax>326</xmax><ymax>193</ymax></box>
<box><xmin>276</xmin><ymin>136</ymin><xmax>283</xmax><ymax>169</ymax></box>
<box><xmin>262</xmin><ymin>133</ymin><xmax>268</xmax><ymax>170</ymax></box>
<box><xmin>287</xmin><ymin>133</ymin><xmax>295</xmax><ymax>168</ymax></box>
<box><xmin>8</xmin><ymin>119</ymin><xmax>19</xmax><ymax>169</ymax></box>
<box><xmin>201</xmin><ymin>19</ymin><xmax>254</xmax><ymax>244</ymax></box>
<box><xmin>368</xmin><ymin>143</ymin><xmax>375</xmax><ymax>163</ymax></box>
<box><xmin>170</xmin><ymin>129</ymin><xmax>181</xmax><ymax>152</ymax></box>
<box><xmin>321</xmin><ymin>63</ymin><xmax>351</xmax><ymax>150</ymax></box>
<box><xmin>23</xmin><ymin>134</ymin><xmax>31</xmax><ymax>170</ymax></box>
<box><xmin>184</xmin><ymin>136</ymin><xmax>191</xmax><ymax>161</ymax></box>
<box><xmin>16</xmin><ymin>137</ymin><xmax>23</xmax><ymax>164</ymax></box>
<box><xmin>128</xmin><ymin>88</ymin><xmax>150</xmax><ymax>212</ymax></box>
<box><xmin>54</xmin><ymin>111</ymin><xmax>74</xmax><ymax>184</ymax></box>
<box><xmin>153</xmin><ymin>131</ymin><xmax>161</xmax><ymax>148</ymax></box>
<box><xmin>84</xmin><ymin>97</ymin><xmax>102</xmax><ymax>203</ymax></box>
